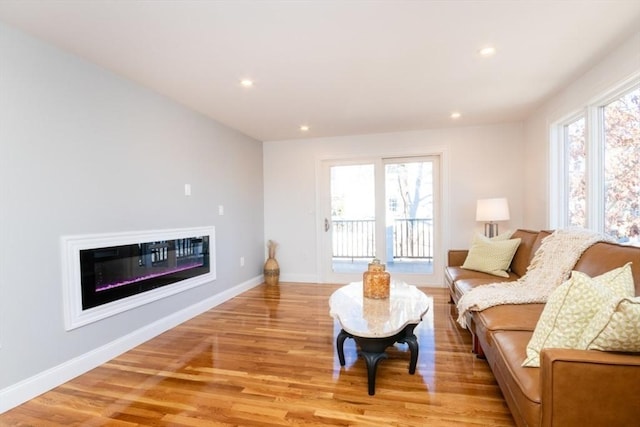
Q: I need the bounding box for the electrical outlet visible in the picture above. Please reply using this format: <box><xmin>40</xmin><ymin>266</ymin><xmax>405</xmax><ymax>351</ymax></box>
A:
<box><xmin>240</xmin><ymin>256</ymin><xmax>245</xmax><ymax>267</ymax></box>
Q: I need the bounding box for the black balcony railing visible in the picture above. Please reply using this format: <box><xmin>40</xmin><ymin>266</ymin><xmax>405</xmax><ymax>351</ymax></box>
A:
<box><xmin>332</xmin><ymin>218</ymin><xmax>433</xmax><ymax>261</ymax></box>
<box><xmin>332</xmin><ymin>219</ymin><xmax>376</xmax><ymax>259</ymax></box>
<box><xmin>392</xmin><ymin>218</ymin><xmax>433</xmax><ymax>260</ymax></box>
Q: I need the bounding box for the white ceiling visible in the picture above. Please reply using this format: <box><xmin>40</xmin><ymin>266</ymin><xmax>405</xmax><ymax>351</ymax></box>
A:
<box><xmin>1</xmin><ymin>1</ymin><xmax>639</xmax><ymax>141</ymax></box>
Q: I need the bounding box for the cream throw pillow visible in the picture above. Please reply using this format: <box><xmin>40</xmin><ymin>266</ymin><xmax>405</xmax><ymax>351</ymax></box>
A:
<box><xmin>522</xmin><ymin>263</ymin><xmax>635</xmax><ymax>367</ymax></box>
<box><xmin>461</xmin><ymin>233</ymin><xmax>520</xmax><ymax>277</ymax></box>
<box><xmin>579</xmin><ymin>296</ymin><xmax>640</xmax><ymax>352</ymax></box>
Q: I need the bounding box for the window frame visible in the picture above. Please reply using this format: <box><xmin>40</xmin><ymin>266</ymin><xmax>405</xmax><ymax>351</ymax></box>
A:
<box><xmin>550</xmin><ymin>74</ymin><xmax>640</xmax><ymax>238</ymax></box>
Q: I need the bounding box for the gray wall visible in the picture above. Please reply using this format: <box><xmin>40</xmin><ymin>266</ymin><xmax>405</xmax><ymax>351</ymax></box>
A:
<box><xmin>0</xmin><ymin>23</ymin><xmax>264</xmax><ymax>390</ymax></box>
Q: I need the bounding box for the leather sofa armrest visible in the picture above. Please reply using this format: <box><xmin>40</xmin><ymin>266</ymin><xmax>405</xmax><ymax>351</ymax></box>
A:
<box><xmin>540</xmin><ymin>348</ymin><xmax>640</xmax><ymax>427</ymax></box>
<box><xmin>447</xmin><ymin>250</ymin><xmax>468</xmax><ymax>267</ymax></box>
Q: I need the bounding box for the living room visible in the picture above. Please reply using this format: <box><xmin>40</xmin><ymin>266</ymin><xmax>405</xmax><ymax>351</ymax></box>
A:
<box><xmin>0</xmin><ymin>1</ymin><xmax>639</xmax><ymax>425</ymax></box>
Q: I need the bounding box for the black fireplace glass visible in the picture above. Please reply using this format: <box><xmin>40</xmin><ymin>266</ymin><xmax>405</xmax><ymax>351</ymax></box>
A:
<box><xmin>80</xmin><ymin>235</ymin><xmax>210</xmax><ymax>310</ymax></box>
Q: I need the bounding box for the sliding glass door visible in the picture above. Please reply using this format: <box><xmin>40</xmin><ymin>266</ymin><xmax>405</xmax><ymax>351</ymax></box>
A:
<box><xmin>383</xmin><ymin>159</ymin><xmax>435</xmax><ymax>275</ymax></box>
<box><xmin>320</xmin><ymin>156</ymin><xmax>439</xmax><ymax>284</ymax></box>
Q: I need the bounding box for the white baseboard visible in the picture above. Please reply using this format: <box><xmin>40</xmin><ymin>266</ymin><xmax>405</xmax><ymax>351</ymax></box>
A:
<box><xmin>279</xmin><ymin>273</ymin><xmax>320</xmax><ymax>283</ymax></box>
<box><xmin>0</xmin><ymin>275</ymin><xmax>263</xmax><ymax>414</ymax></box>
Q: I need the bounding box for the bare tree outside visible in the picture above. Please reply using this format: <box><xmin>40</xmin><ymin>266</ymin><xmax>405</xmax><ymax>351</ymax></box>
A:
<box><xmin>386</xmin><ymin>162</ymin><xmax>433</xmax><ymax>220</ymax></box>
<box><xmin>604</xmin><ymin>86</ymin><xmax>640</xmax><ymax>245</ymax></box>
<box><xmin>385</xmin><ymin>161</ymin><xmax>434</xmax><ymax>265</ymax></box>
<box><xmin>566</xmin><ymin>117</ymin><xmax>586</xmax><ymax>227</ymax></box>
<box><xmin>566</xmin><ymin>86</ymin><xmax>639</xmax><ymax>246</ymax></box>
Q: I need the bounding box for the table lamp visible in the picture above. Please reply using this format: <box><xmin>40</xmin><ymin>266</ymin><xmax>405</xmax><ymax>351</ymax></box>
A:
<box><xmin>476</xmin><ymin>198</ymin><xmax>510</xmax><ymax>237</ymax></box>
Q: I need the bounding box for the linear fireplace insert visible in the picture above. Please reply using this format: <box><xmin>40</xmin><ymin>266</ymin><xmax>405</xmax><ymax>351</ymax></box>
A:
<box><xmin>62</xmin><ymin>226</ymin><xmax>216</xmax><ymax>330</ymax></box>
<box><xmin>80</xmin><ymin>236</ymin><xmax>210</xmax><ymax>310</ymax></box>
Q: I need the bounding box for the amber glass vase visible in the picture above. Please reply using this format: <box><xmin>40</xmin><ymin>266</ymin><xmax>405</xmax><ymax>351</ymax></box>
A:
<box><xmin>363</xmin><ymin>259</ymin><xmax>390</xmax><ymax>299</ymax></box>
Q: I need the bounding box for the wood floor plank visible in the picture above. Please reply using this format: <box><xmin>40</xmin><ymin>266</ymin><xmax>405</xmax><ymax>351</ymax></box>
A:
<box><xmin>0</xmin><ymin>283</ymin><xmax>514</xmax><ymax>426</ymax></box>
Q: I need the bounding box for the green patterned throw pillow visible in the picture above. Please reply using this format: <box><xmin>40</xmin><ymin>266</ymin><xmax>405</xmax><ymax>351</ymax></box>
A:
<box><xmin>579</xmin><ymin>296</ymin><xmax>640</xmax><ymax>352</ymax></box>
<box><xmin>461</xmin><ymin>234</ymin><xmax>521</xmax><ymax>278</ymax></box>
<box><xmin>522</xmin><ymin>263</ymin><xmax>634</xmax><ymax>367</ymax></box>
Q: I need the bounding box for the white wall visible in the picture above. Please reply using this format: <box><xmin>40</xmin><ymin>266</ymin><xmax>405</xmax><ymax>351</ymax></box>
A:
<box><xmin>0</xmin><ymin>22</ymin><xmax>264</xmax><ymax>407</ymax></box>
<box><xmin>524</xmin><ymin>31</ymin><xmax>640</xmax><ymax>229</ymax></box>
<box><xmin>264</xmin><ymin>123</ymin><xmax>525</xmax><ymax>286</ymax></box>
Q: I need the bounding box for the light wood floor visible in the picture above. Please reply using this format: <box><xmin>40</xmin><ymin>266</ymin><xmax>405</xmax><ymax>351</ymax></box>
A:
<box><xmin>0</xmin><ymin>283</ymin><xmax>514</xmax><ymax>426</ymax></box>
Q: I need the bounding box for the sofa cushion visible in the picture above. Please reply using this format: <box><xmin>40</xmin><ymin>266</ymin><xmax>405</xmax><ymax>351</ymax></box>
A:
<box><xmin>448</xmin><ymin>275</ymin><xmax>515</xmax><ymax>305</ymax></box>
<box><xmin>523</xmin><ymin>263</ymin><xmax>635</xmax><ymax>367</ymax></box>
<box><xmin>446</xmin><ymin>266</ymin><xmax>518</xmax><ymax>284</ymax></box>
<box><xmin>580</xmin><ymin>296</ymin><xmax>640</xmax><ymax>352</ymax></box>
<box><xmin>491</xmin><ymin>330</ymin><xmax>541</xmax><ymax>427</ymax></box>
<box><xmin>573</xmin><ymin>242</ymin><xmax>640</xmax><ymax>294</ymax></box>
<box><xmin>493</xmin><ymin>330</ymin><xmax>540</xmax><ymax>403</ymax></box>
<box><xmin>462</xmin><ymin>235</ymin><xmax>522</xmax><ymax>277</ymax></box>
<box><xmin>474</xmin><ymin>303</ymin><xmax>545</xmax><ymax>332</ymax></box>
<box><xmin>509</xmin><ymin>229</ymin><xmax>543</xmax><ymax>277</ymax></box>
<box><xmin>530</xmin><ymin>230</ymin><xmax>553</xmax><ymax>258</ymax></box>
<box><xmin>454</xmin><ymin>278</ymin><xmax>510</xmax><ymax>297</ymax></box>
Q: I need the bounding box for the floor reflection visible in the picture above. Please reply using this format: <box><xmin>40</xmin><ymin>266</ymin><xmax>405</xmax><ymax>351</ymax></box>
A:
<box><xmin>262</xmin><ymin>283</ymin><xmax>281</xmax><ymax>318</ymax></box>
<box><xmin>1</xmin><ymin>283</ymin><xmax>512</xmax><ymax>426</ymax></box>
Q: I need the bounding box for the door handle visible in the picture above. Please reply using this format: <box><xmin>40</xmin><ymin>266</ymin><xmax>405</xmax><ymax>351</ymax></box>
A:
<box><xmin>324</xmin><ymin>218</ymin><xmax>330</xmax><ymax>232</ymax></box>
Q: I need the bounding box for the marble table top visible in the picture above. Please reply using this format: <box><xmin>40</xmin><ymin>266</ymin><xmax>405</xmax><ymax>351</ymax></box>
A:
<box><xmin>329</xmin><ymin>281</ymin><xmax>431</xmax><ymax>338</ymax></box>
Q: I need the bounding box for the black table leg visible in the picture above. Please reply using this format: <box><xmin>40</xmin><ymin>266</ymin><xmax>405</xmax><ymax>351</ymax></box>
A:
<box><xmin>336</xmin><ymin>329</ymin><xmax>351</xmax><ymax>366</ymax></box>
<box><xmin>360</xmin><ymin>351</ymin><xmax>388</xmax><ymax>395</ymax></box>
<box><xmin>403</xmin><ymin>334</ymin><xmax>419</xmax><ymax>374</ymax></box>
<box><xmin>334</xmin><ymin>324</ymin><xmax>420</xmax><ymax>395</ymax></box>
<box><xmin>397</xmin><ymin>324</ymin><xmax>419</xmax><ymax>374</ymax></box>
<box><xmin>354</xmin><ymin>335</ymin><xmax>396</xmax><ymax>396</ymax></box>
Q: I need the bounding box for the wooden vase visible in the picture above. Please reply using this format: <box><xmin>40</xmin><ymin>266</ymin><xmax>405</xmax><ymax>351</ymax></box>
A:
<box><xmin>264</xmin><ymin>257</ymin><xmax>280</xmax><ymax>286</ymax></box>
<box><xmin>264</xmin><ymin>240</ymin><xmax>280</xmax><ymax>286</ymax></box>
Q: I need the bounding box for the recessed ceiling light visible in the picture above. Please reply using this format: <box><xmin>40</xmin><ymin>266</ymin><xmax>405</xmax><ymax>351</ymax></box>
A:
<box><xmin>240</xmin><ymin>79</ymin><xmax>254</xmax><ymax>88</ymax></box>
<box><xmin>450</xmin><ymin>112</ymin><xmax>461</xmax><ymax>119</ymax></box>
<box><xmin>479</xmin><ymin>46</ymin><xmax>497</xmax><ymax>57</ymax></box>
<box><xmin>300</xmin><ymin>125</ymin><xmax>310</xmax><ymax>132</ymax></box>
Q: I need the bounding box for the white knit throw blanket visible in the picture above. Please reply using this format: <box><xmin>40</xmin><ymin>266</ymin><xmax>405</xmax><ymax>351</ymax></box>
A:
<box><xmin>456</xmin><ymin>228</ymin><xmax>608</xmax><ymax>328</ymax></box>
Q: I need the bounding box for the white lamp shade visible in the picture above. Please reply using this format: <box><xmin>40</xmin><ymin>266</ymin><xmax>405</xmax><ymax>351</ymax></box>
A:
<box><xmin>476</xmin><ymin>198</ymin><xmax>510</xmax><ymax>221</ymax></box>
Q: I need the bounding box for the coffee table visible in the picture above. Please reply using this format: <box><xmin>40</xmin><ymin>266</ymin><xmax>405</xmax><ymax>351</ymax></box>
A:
<box><xmin>329</xmin><ymin>281</ymin><xmax>430</xmax><ymax>395</ymax></box>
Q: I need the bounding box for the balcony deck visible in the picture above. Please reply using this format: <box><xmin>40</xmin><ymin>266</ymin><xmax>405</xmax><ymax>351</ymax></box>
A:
<box><xmin>333</xmin><ymin>258</ymin><xmax>433</xmax><ymax>274</ymax></box>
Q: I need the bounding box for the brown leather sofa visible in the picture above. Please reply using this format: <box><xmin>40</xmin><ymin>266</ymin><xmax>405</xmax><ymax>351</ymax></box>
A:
<box><xmin>445</xmin><ymin>229</ymin><xmax>640</xmax><ymax>427</ymax></box>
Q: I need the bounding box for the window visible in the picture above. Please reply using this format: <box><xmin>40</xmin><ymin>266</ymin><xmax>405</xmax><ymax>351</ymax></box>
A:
<box><xmin>565</xmin><ymin>116</ymin><xmax>586</xmax><ymax>227</ymax></box>
<box><xmin>603</xmin><ymin>89</ymin><xmax>640</xmax><ymax>243</ymax></box>
<box><xmin>554</xmin><ymin>82</ymin><xmax>640</xmax><ymax>246</ymax></box>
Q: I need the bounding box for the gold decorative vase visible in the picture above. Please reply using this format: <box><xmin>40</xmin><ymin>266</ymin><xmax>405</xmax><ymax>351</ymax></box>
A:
<box><xmin>363</xmin><ymin>258</ymin><xmax>390</xmax><ymax>299</ymax></box>
<box><xmin>264</xmin><ymin>240</ymin><xmax>280</xmax><ymax>286</ymax></box>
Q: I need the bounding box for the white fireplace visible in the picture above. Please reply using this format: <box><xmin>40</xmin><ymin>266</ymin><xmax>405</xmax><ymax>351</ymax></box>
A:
<box><xmin>61</xmin><ymin>226</ymin><xmax>216</xmax><ymax>330</ymax></box>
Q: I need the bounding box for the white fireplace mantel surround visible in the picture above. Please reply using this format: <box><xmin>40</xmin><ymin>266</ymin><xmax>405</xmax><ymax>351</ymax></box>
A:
<box><xmin>61</xmin><ymin>226</ymin><xmax>216</xmax><ymax>330</ymax></box>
